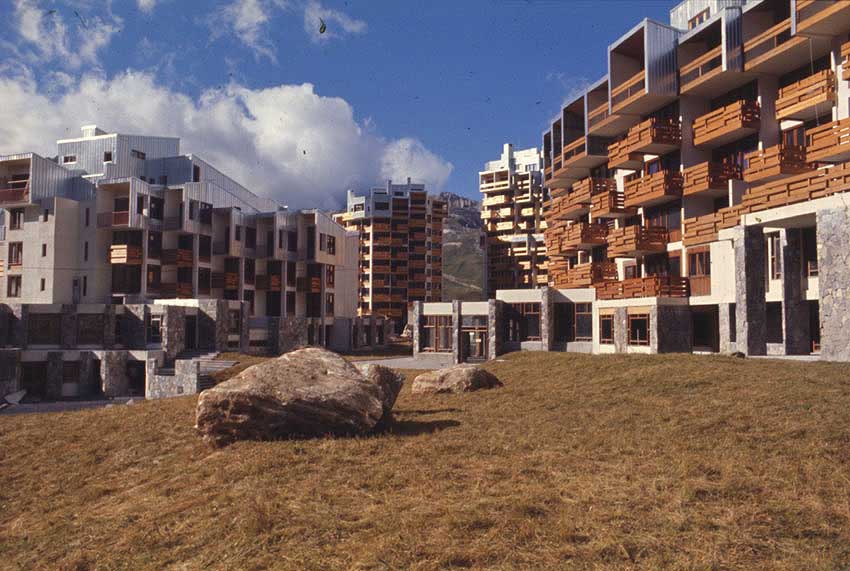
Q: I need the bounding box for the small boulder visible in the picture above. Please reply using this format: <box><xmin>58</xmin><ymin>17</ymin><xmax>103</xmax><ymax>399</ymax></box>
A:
<box><xmin>411</xmin><ymin>364</ymin><xmax>502</xmax><ymax>395</ymax></box>
<box><xmin>195</xmin><ymin>347</ymin><xmax>404</xmax><ymax>446</ymax></box>
<box><xmin>726</xmin><ymin>351</ymin><xmax>746</xmax><ymax>359</ymax></box>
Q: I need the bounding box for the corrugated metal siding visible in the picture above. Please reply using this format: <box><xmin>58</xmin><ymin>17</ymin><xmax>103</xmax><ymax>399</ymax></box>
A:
<box><xmin>190</xmin><ymin>155</ymin><xmax>282</xmax><ymax>213</ymax></box>
<box><xmin>645</xmin><ymin>20</ymin><xmax>680</xmax><ymax>97</ymax></box>
<box><xmin>722</xmin><ymin>6</ymin><xmax>744</xmax><ymax>73</ymax></box>
<box><xmin>30</xmin><ymin>154</ymin><xmax>81</xmax><ymax>202</ymax></box>
<box><xmin>669</xmin><ymin>0</ymin><xmax>745</xmax><ymax>30</ymax></box>
<box><xmin>57</xmin><ymin>135</ymin><xmax>117</xmax><ymax>178</ymax></box>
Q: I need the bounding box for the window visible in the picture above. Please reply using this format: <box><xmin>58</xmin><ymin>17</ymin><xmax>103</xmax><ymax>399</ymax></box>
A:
<box><xmin>189</xmin><ymin>200</ymin><xmax>197</xmax><ymax>220</ymax></box>
<box><xmin>575</xmin><ymin>302</ymin><xmax>593</xmax><ymax>341</ymax></box>
<box><xmin>245</xmin><ymin>227</ymin><xmax>256</xmax><ymax>249</ymax></box>
<box><xmin>504</xmin><ymin>303</ymin><xmax>541</xmax><ymax>342</ymax></box>
<box><xmin>193</xmin><ymin>164</ymin><xmax>201</xmax><ymax>182</ymax></box>
<box><xmin>137</xmin><ymin>196</ymin><xmax>145</xmax><ymax>215</ymax></box>
<box><xmin>227</xmin><ymin>309</ymin><xmax>241</xmax><ymax>334</ymax></box>
<box><xmin>767</xmin><ymin>233</ymin><xmax>782</xmax><ymax>280</ymax></box>
<box><xmin>286</xmin><ymin>261</ymin><xmax>297</xmax><ymax>287</ymax></box>
<box><xmin>327</xmin><ymin>235</ymin><xmax>336</xmax><ymax>255</ymax></box>
<box><xmin>41</xmin><ymin>244</ymin><xmax>46</xmax><ymax>257</ymax></box>
<box><xmin>766</xmin><ymin>302</ymin><xmax>783</xmax><ymax>343</ymax></box>
<box><xmin>7</xmin><ymin>275</ymin><xmax>21</xmax><ymax>298</ymax></box>
<box><xmin>235</xmin><ymin>226</ymin><xmax>241</xmax><ymax>242</ymax></box>
<box><xmin>326</xmin><ymin>293</ymin><xmax>334</xmax><ymax>316</ymax></box>
<box><xmin>600</xmin><ymin>314</ymin><xmax>614</xmax><ymax>344</ymax></box>
<box><xmin>103</xmin><ymin>151</ymin><xmax>113</xmax><ymax>162</ymax></box>
<box><xmin>8</xmin><ymin>242</ymin><xmax>23</xmax><ymax>266</ymax></box>
<box><xmin>43</xmin><ymin>209</ymin><xmax>49</xmax><ymax>222</ymax></box>
<box><xmin>82</xmin><ymin>276</ymin><xmax>87</xmax><ymax>297</ymax></box>
<box><xmin>422</xmin><ymin>315</ymin><xmax>453</xmax><ymax>352</ymax></box>
<box><xmin>278</xmin><ymin>229</ymin><xmax>284</xmax><ymax>249</ymax></box>
<box><xmin>288</xmin><ymin>231</ymin><xmax>298</xmax><ymax>252</ymax></box>
<box><xmin>62</xmin><ymin>155</ymin><xmax>77</xmax><ymax>164</ymax></box>
<box><xmin>131</xmin><ymin>149</ymin><xmax>146</xmax><ymax>160</ymax></box>
<box><xmin>84</xmin><ymin>241</ymin><xmax>89</xmax><ymax>262</ymax></box>
<box><xmin>40</xmin><ymin>278</ymin><xmax>45</xmax><ymax>291</ymax></box>
<box><xmin>85</xmin><ymin>208</ymin><xmax>90</xmax><ymax>227</ymax></box>
<box><xmin>688</xmin><ymin>8</ymin><xmax>709</xmax><ymax>29</ymax></box>
<box><xmin>688</xmin><ymin>250</ymin><xmax>710</xmax><ymax>276</ymax></box>
<box><xmin>326</xmin><ymin>264</ymin><xmax>335</xmax><ymax>287</ymax></box>
<box><xmin>147</xmin><ymin>315</ymin><xmax>162</xmax><ymax>344</ymax></box>
<box><xmin>628</xmin><ymin>314</ymin><xmax>650</xmax><ymax>346</ymax></box>
<box><xmin>9</xmin><ymin>209</ymin><xmax>23</xmax><ymax>230</ymax></box>
<box><xmin>319</xmin><ymin>233</ymin><xmax>327</xmax><ymax>251</ymax></box>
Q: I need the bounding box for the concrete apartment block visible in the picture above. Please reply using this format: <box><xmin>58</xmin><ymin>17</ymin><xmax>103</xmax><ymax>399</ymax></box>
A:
<box><xmin>334</xmin><ymin>179</ymin><xmax>446</xmax><ymax>331</ymax></box>
<box><xmin>424</xmin><ymin>0</ymin><xmax>850</xmax><ymax>364</ymax></box>
<box><xmin>0</xmin><ymin>126</ymin><xmax>391</xmax><ymax>401</ymax></box>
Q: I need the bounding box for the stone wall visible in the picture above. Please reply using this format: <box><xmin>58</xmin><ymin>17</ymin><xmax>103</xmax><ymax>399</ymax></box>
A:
<box><xmin>734</xmin><ymin>225</ymin><xmax>767</xmax><ymax>356</ymax></box>
<box><xmin>145</xmin><ymin>358</ymin><xmax>199</xmax><ymax>399</ymax></box>
<box><xmin>452</xmin><ymin>301</ymin><xmax>462</xmax><ymax>364</ymax></box>
<box><xmin>540</xmin><ymin>287</ymin><xmax>553</xmax><ymax>351</ymax></box>
<box><xmin>160</xmin><ymin>306</ymin><xmax>187</xmax><ymax>361</ymax></box>
<box><xmin>718</xmin><ymin>303</ymin><xmax>737</xmax><ymax>354</ymax></box>
<box><xmin>0</xmin><ymin>350</ymin><xmax>20</xmax><ymax>398</ymax></box>
<box><xmin>411</xmin><ymin>302</ymin><xmax>423</xmax><ymax>357</ymax></box>
<box><xmin>101</xmin><ymin>351</ymin><xmax>129</xmax><ymax>397</ymax></box>
<box><xmin>122</xmin><ymin>305</ymin><xmax>148</xmax><ymax>349</ymax></box>
<box><xmin>487</xmin><ymin>299</ymin><xmax>503</xmax><ymax>360</ymax></box>
<box><xmin>612</xmin><ymin>308</ymin><xmax>628</xmax><ymax>353</ymax></box>
<box><xmin>46</xmin><ymin>351</ymin><xmax>63</xmax><ymax>400</ymax></box>
<box><xmin>782</xmin><ymin>228</ymin><xmax>810</xmax><ymax>355</ymax></box>
<box><xmin>817</xmin><ymin>207</ymin><xmax>850</xmax><ymax>361</ymax></box>
<box><xmin>655</xmin><ymin>305</ymin><xmax>693</xmax><ymax>353</ymax></box>
<box><xmin>60</xmin><ymin>305</ymin><xmax>77</xmax><ymax>349</ymax></box>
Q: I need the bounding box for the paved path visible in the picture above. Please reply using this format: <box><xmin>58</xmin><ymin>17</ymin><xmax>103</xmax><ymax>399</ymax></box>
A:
<box><xmin>0</xmin><ymin>398</ymin><xmax>135</xmax><ymax>416</ymax></box>
<box><xmin>354</xmin><ymin>353</ymin><xmax>454</xmax><ymax>371</ymax></box>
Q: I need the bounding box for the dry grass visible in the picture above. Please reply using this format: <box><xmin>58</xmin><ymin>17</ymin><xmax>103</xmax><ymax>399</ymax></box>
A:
<box><xmin>2</xmin><ymin>352</ymin><xmax>850</xmax><ymax>570</ymax></box>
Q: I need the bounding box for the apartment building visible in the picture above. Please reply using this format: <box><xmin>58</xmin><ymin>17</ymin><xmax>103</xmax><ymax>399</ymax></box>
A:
<box><xmin>480</xmin><ymin>144</ymin><xmax>548</xmax><ymax>297</ymax></box>
<box><xmin>0</xmin><ymin>125</ymin><xmax>391</xmax><ymax>401</ymax></box>
<box><xmin>334</xmin><ymin>179</ymin><xmax>446</xmax><ymax>330</ymax></box>
<box><xmin>413</xmin><ymin>0</ymin><xmax>850</xmax><ymax>364</ymax></box>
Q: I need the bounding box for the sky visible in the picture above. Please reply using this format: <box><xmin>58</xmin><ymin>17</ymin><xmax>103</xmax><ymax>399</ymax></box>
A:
<box><xmin>0</xmin><ymin>0</ymin><xmax>672</xmax><ymax>209</ymax></box>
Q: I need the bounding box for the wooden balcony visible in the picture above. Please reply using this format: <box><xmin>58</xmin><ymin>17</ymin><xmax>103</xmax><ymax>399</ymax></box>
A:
<box><xmin>775</xmin><ymin>69</ymin><xmax>835</xmax><ymax>122</ymax></box>
<box><xmin>680</xmin><ymin>46</ymin><xmax>724</xmax><ymax>96</ymax></box>
<box><xmin>97</xmin><ymin>211</ymin><xmax>130</xmax><ymax>228</ymax></box>
<box><xmin>683</xmin><ymin>162</ymin><xmax>742</xmax><ymax>197</ymax></box>
<box><xmin>161</xmin><ymin>282</ymin><xmax>193</xmax><ymax>298</ymax></box>
<box><xmin>611</xmin><ymin>70</ymin><xmax>645</xmax><ymax>114</ymax></box>
<box><xmin>562</xmin><ymin>136</ymin><xmax>609</xmax><ymax>172</ymax></box>
<box><xmin>608</xmin><ymin>117</ymin><xmax>681</xmax><ymax>170</ymax></box>
<box><xmin>553</xmin><ymin>262</ymin><xmax>618</xmax><ymax>289</ymax></box>
<box><xmin>805</xmin><ymin>118</ymin><xmax>850</xmax><ymax>163</ymax></box>
<box><xmin>591</xmin><ymin>190</ymin><xmax>635</xmax><ymax>219</ymax></box>
<box><xmin>692</xmin><ymin>100</ymin><xmax>760</xmax><ymax>148</ymax></box>
<box><xmin>162</xmin><ymin>248</ymin><xmax>193</xmax><ymax>267</ymax></box>
<box><xmin>743</xmin><ymin>19</ymin><xmax>808</xmax><ymax>75</ymax></box>
<box><xmin>795</xmin><ymin>0</ymin><xmax>850</xmax><ymax>37</ymax></box>
<box><xmin>109</xmin><ymin>245</ymin><xmax>142</xmax><ymax>265</ymax></box>
<box><xmin>596</xmin><ymin>276</ymin><xmax>689</xmax><ymax>300</ymax></box>
<box><xmin>683</xmin><ymin>206</ymin><xmax>744</xmax><ymax>247</ymax></box>
<box><xmin>744</xmin><ymin>145</ymin><xmax>811</xmax><ymax>185</ymax></box>
<box><xmin>739</xmin><ymin>160</ymin><xmax>850</xmax><ymax>215</ymax></box>
<box><xmin>623</xmin><ymin>170</ymin><xmax>683</xmax><ymax>209</ymax></box>
<box><xmin>842</xmin><ymin>41</ymin><xmax>850</xmax><ymax>82</ymax></box>
<box><xmin>563</xmin><ymin>222</ymin><xmax>609</xmax><ymax>250</ymax></box>
<box><xmin>212</xmin><ymin>271</ymin><xmax>239</xmax><ymax>290</ymax></box>
<box><xmin>0</xmin><ymin>185</ymin><xmax>30</xmax><ymax>205</ymax></box>
<box><xmin>606</xmin><ymin>225</ymin><xmax>668</xmax><ymax>258</ymax></box>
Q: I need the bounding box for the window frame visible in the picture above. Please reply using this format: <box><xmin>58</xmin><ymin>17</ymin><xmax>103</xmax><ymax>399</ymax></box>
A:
<box><xmin>600</xmin><ymin>314</ymin><xmax>614</xmax><ymax>344</ymax></box>
<box><xmin>628</xmin><ymin>314</ymin><xmax>650</xmax><ymax>346</ymax></box>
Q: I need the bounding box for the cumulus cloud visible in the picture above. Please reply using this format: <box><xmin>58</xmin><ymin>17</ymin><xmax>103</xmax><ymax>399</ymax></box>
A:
<box><xmin>138</xmin><ymin>0</ymin><xmax>157</xmax><ymax>13</ymax></box>
<box><xmin>0</xmin><ymin>72</ymin><xmax>453</xmax><ymax>210</ymax></box>
<box><xmin>12</xmin><ymin>0</ymin><xmax>122</xmax><ymax>69</ymax></box>
<box><xmin>303</xmin><ymin>0</ymin><xmax>367</xmax><ymax>43</ymax></box>
<box><xmin>212</xmin><ymin>0</ymin><xmax>287</xmax><ymax>62</ymax></box>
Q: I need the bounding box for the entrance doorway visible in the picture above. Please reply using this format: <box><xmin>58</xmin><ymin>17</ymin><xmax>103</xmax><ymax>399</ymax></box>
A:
<box><xmin>691</xmin><ymin>305</ymin><xmax>719</xmax><ymax>352</ymax></box>
<box><xmin>21</xmin><ymin>362</ymin><xmax>48</xmax><ymax>401</ymax></box>
<box><xmin>126</xmin><ymin>360</ymin><xmax>146</xmax><ymax>396</ymax></box>
<box><xmin>809</xmin><ymin>300</ymin><xmax>820</xmax><ymax>353</ymax></box>
<box><xmin>553</xmin><ymin>302</ymin><xmax>573</xmax><ymax>344</ymax></box>
<box><xmin>185</xmin><ymin>315</ymin><xmax>197</xmax><ymax>351</ymax></box>
<box><xmin>461</xmin><ymin>328</ymin><xmax>488</xmax><ymax>362</ymax></box>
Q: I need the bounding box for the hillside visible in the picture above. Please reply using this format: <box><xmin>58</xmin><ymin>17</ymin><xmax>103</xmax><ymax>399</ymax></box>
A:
<box><xmin>440</xmin><ymin>192</ymin><xmax>485</xmax><ymax>301</ymax></box>
<box><xmin>2</xmin><ymin>352</ymin><xmax>850</xmax><ymax>570</ymax></box>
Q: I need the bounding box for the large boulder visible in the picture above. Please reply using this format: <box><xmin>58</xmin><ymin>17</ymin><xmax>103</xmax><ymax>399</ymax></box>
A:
<box><xmin>411</xmin><ymin>364</ymin><xmax>502</xmax><ymax>395</ymax></box>
<box><xmin>195</xmin><ymin>347</ymin><xmax>404</xmax><ymax>446</ymax></box>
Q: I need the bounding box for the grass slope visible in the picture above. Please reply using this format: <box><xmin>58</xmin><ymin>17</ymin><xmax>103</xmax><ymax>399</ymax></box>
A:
<box><xmin>2</xmin><ymin>352</ymin><xmax>850</xmax><ymax>570</ymax></box>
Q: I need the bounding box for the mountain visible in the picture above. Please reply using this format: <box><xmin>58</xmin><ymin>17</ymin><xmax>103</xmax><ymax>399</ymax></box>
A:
<box><xmin>440</xmin><ymin>192</ymin><xmax>485</xmax><ymax>301</ymax></box>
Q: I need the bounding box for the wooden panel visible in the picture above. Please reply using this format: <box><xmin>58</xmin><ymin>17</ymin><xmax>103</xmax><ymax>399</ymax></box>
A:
<box><xmin>805</xmin><ymin>118</ymin><xmax>850</xmax><ymax>163</ymax></box>
<box><xmin>692</xmin><ymin>100</ymin><xmax>760</xmax><ymax>148</ymax></box>
<box><xmin>606</xmin><ymin>225</ymin><xmax>668</xmax><ymax>258</ymax></box>
<box><xmin>608</xmin><ymin>117</ymin><xmax>681</xmax><ymax>169</ymax></box>
<box><xmin>109</xmin><ymin>245</ymin><xmax>143</xmax><ymax>265</ymax></box>
<box><xmin>624</xmin><ymin>170</ymin><xmax>683</xmax><ymax>208</ymax></box>
<box><xmin>596</xmin><ymin>276</ymin><xmax>689</xmax><ymax>300</ymax></box>
<box><xmin>743</xmin><ymin>18</ymin><xmax>805</xmax><ymax>72</ymax></box>
<box><xmin>683</xmin><ymin>205</ymin><xmax>743</xmax><ymax>247</ymax></box>
<box><xmin>611</xmin><ymin>70</ymin><xmax>645</xmax><ymax>112</ymax></box>
<box><xmin>680</xmin><ymin>45</ymin><xmax>723</xmax><ymax>92</ymax></box>
<box><xmin>842</xmin><ymin>40</ymin><xmax>850</xmax><ymax>82</ymax></box>
<box><xmin>591</xmin><ymin>190</ymin><xmax>636</xmax><ymax>219</ymax></box>
<box><xmin>744</xmin><ymin>145</ymin><xmax>811</xmax><ymax>184</ymax></box>
<box><xmin>775</xmin><ymin>69</ymin><xmax>835</xmax><ymax>121</ymax></box>
<box><xmin>683</xmin><ymin>161</ymin><xmax>742</xmax><ymax>196</ymax></box>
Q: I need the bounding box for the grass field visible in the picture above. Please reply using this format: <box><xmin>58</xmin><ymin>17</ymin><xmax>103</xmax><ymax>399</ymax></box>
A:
<box><xmin>2</xmin><ymin>352</ymin><xmax>850</xmax><ymax>570</ymax></box>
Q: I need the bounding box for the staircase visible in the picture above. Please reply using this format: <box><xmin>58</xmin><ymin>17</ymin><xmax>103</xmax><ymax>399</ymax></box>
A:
<box><xmin>176</xmin><ymin>351</ymin><xmax>238</xmax><ymax>392</ymax></box>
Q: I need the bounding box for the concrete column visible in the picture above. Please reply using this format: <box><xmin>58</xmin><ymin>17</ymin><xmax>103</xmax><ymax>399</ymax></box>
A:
<box><xmin>817</xmin><ymin>208</ymin><xmax>850</xmax><ymax>361</ymax></box>
<box><xmin>655</xmin><ymin>304</ymin><xmax>692</xmax><ymax>354</ymax></box>
<box><xmin>734</xmin><ymin>225</ymin><xmax>767</xmax><ymax>356</ymax></box>
<box><xmin>452</xmin><ymin>300</ymin><xmax>462</xmax><ymax>365</ymax></box>
<box><xmin>61</xmin><ymin>304</ymin><xmax>77</xmax><ymax>349</ymax></box>
<box><xmin>103</xmin><ymin>305</ymin><xmax>117</xmax><ymax>349</ymax></box>
<box><xmin>718</xmin><ymin>303</ymin><xmax>736</xmax><ymax>354</ymax></box>
<box><xmin>540</xmin><ymin>286</ymin><xmax>553</xmax><ymax>351</ymax></box>
<box><xmin>46</xmin><ymin>351</ymin><xmax>63</xmax><ymax>400</ymax></box>
<box><xmin>78</xmin><ymin>351</ymin><xmax>98</xmax><ymax>397</ymax></box>
<box><xmin>411</xmin><ymin>302</ymin><xmax>423</xmax><ymax>357</ymax></box>
<box><xmin>782</xmin><ymin>228</ymin><xmax>810</xmax><ymax>355</ymax></box>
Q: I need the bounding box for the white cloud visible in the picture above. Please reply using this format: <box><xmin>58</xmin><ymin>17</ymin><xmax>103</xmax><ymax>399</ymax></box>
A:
<box><xmin>138</xmin><ymin>0</ymin><xmax>157</xmax><ymax>13</ymax></box>
<box><xmin>303</xmin><ymin>0</ymin><xmax>366</xmax><ymax>43</ymax></box>
<box><xmin>213</xmin><ymin>0</ymin><xmax>284</xmax><ymax>62</ymax></box>
<box><xmin>0</xmin><ymin>72</ymin><xmax>453</xmax><ymax>210</ymax></box>
<box><xmin>11</xmin><ymin>0</ymin><xmax>122</xmax><ymax>69</ymax></box>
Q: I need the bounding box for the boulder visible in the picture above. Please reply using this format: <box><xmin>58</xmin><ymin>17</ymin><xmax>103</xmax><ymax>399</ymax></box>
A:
<box><xmin>195</xmin><ymin>347</ymin><xmax>404</xmax><ymax>446</ymax></box>
<box><xmin>411</xmin><ymin>364</ymin><xmax>502</xmax><ymax>395</ymax></box>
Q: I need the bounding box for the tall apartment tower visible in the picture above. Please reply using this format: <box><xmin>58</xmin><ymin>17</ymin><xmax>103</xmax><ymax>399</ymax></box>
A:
<box><xmin>479</xmin><ymin>144</ymin><xmax>548</xmax><ymax>297</ymax></box>
<box><xmin>335</xmin><ymin>179</ymin><xmax>446</xmax><ymax>330</ymax></box>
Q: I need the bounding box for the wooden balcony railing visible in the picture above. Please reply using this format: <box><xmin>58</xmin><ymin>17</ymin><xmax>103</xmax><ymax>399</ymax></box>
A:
<box><xmin>805</xmin><ymin>118</ymin><xmax>850</xmax><ymax>163</ymax></box>
<box><xmin>606</xmin><ymin>225</ymin><xmax>668</xmax><ymax>258</ymax></box>
<box><xmin>611</xmin><ymin>69</ymin><xmax>646</xmax><ymax>111</ymax></box>
<box><xmin>743</xmin><ymin>18</ymin><xmax>799</xmax><ymax>72</ymax></box>
<box><xmin>161</xmin><ymin>282</ymin><xmax>193</xmax><ymax>298</ymax></box>
<box><xmin>740</xmin><ymin>160</ymin><xmax>850</xmax><ymax>215</ymax></box>
<box><xmin>683</xmin><ymin>205</ymin><xmax>744</xmax><ymax>247</ymax></box>
<box><xmin>689</xmin><ymin>275</ymin><xmax>711</xmax><ymax>297</ymax></box>
<box><xmin>571</xmin><ymin>177</ymin><xmax>616</xmax><ymax>205</ymax></box>
<box><xmin>680</xmin><ymin>45</ymin><xmax>723</xmax><ymax>91</ymax></box>
<box><xmin>0</xmin><ymin>185</ymin><xmax>29</xmax><ymax>204</ymax></box>
<box><xmin>211</xmin><ymin>271</ymin><xmax>239</xmax><ymax>290</ymax></box>
<box><xmin>842</xmin><ymin>41</ymin><xmax>850</xmax><ymax>82</ymax></box>
<box><xmin>561</xmin><ymin>136</ymin><xmax>586</xmax><ymax>166</ymax></box>
<box><xmin>796</xmin><ymin>0</ymin><xmax>850</xmax><ymax>35</ymax></box>
<box><xmin>775</xmin><ymin>69</ymin><xmax>836</xmax><ymax>121</ymax></box>
<box><xmin>553</xmin><ymin>261</ymin><xmax>618</xmax><ymax>289</ymax></box>
<box><xmin>608</xmin><ymin>117</ymin><xmax>681</xmax><ymax>169</ymax></box>
<box><xmin>162</xmin><ymin>248</ymin><xmax>193</xmax><ymax>266</ymax></box>
<box><xmin>109</xmin><ymin>245</ymin><xmax>143</xmax><ymax>265</ymax></box>
<box><xmin>595</xmin><ymin>276</ymin><xmax>689</xmax><ymax>300</ymax></box>
<box><xmin>683</xmin><ymin>162</ymin><xmax>742</xmax><ymax>196</ymax></box>
<box><xmin>744</xmin><ymin>145</ymin><xmax>810</xmax><ymax>184</ymax></box>
<box><xmin>623</xmin><ymin>170</ymin><xmax>683</xmax><ymax>208</ymax></box>
<box><xmin>97</xmin><ymin>211</ymin><xmax>130</xmax><ymax>228</ymax></box>
<box><xmin>592</xmin><ymin>190</ymin><xmax>635</xmax><ymax>218</ymax></box>
<box><xmin>692</xmin><ymin>100</ymin><xmax>760</xmax><ymax>148</ymax></box>
<box><xmin>587</xmin><ymin>101</ymin><xmax>609</xmax><ymax>130</ymax></box>
<box><xmin>561</xmin><ymin>222</ymin><xmax>609</xmax><ymax>250</ymax></box>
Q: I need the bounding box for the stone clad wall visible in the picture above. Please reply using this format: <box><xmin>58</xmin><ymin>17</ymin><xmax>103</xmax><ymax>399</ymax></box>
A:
<box><xmin>734</xmin><ymin>226</ymin><xmax>767</xmax><ymax>356</ymax></box>
<box><xmin>655</xmin><ymin>305</ymin><xmax>692</xmax><ymax>353</ymax></box>
<box><xmin>782</xmin><ymin>228</ymin><xmax>810</xmax><ymax>355</ymax></box>
<box><xmin>145</xmin><ymin>358</ymin><xmax>199</xmax><ymax>399</ymax></box>
<box><xmin>817</xmin><ymin>208</ymin><xmax>850</xmax><ymax>361</ymax></box>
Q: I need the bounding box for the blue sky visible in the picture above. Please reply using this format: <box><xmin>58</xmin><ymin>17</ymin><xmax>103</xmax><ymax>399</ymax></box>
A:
<box><xmin>0</xmin><ymin>0</ymin><xmax>672</xmax><ymax>207</ymax></box>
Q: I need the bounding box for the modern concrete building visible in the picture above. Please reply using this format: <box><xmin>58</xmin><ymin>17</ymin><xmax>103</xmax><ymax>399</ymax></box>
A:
<box><xmin>415</xmin><ymin>0</ymin><xmax>850</xmax><ymax>363</ymax></box>
<box><xmin>479</xmin><ymin>144</ymin><xmax>548</xmax><ymax>297</ymax></box>
<box><xmin>334</xmin><ymin>179</ymin><xmax>446</xmax><ymax>330</ymax></box>
<box><xmin>0</xmin><ymin>125</ymin><xmax>391</xmax><ymax>401</ymax></box>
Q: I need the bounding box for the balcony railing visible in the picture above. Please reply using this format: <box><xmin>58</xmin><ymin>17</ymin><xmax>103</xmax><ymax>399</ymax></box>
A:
<box><xmin>212</xmin><ymin>271</ymin><xmax>239</xmax><ymax>290</ymax></box>
<box><xmin>564</xmin><ymin>222</ymin><xmax>609</xmax><ymax>250</ymax></box>
<box><xmin>680</xmin><ymin>46</ymin><xmax>723</xmax><ymax>92</ymax></box>
<box><xmin>683</xmin><ymin>162</ymin><xmax>742</xmax><ymax>196</ymax></box>
<box><xmin>595</xmin><ymin>276</ymin><xmax>689</xmax><ymax>300</ymax></box>
<box><xmin>692</xmin><ymin>100</ymin><xmax>760</xmax><ymax>148</ymax></box>
<box><xmin>0</xmin><ymin>185</ymin><xmax>29</xmax><ymax>204</ymax></box>
<box><xmin>739</xmin><ymin>160</ymin><xmax>850</xmax><ymax>215</ymax></box>
<box><xmin>606</xmin><ymin>225</ymin><xmax>668</xmax><ymax>258</ymax></box>
<box><xmin>109</xmin><ymin>245</ymin><xmax>143</xmax><ymax>265</ymax></box>
<box><xmin>592</xmin><ymin>190</ymin><xmax>635</xmax><ymax>219</ymax></box>
<box><xmin>97</xmin><ymin>211</ymin><xmax>130</xmax><ymax>228</ymax></box>
<box><xmin>611</xmin><ymin>70</ymin><xmax>645</xmax><ymax>112</ymax></box>
<box><xmin>744</xmin><ymin>145</ymin><xmax>810</xmax><ymax>184</ymax></box>
<box><xmin>775</xmin><ymin>69</ymin><xmax>836</xmax><ymax>121</ymax></box>
<box><xmin>683</xmin><ymin>205</ymin><xmax>744</xmax><ymax>247</ymax></box>
<box><xmin>743</xmin><ymin>18</ymin><xmax>799</xmax><ymax>72</ymax></box>
<box><xmin>552</xmin><ymin>261</ymin><xmax>618</xmax><ymax>289</ymax></box>
<box><xmin>608</xmin><ymin>117</ymin><xmax>681</xmax><ymax>170</ymax></box>
<box><xmin>796</xmin><ymin>0</ymin><xmax>850</xmax><ymax>36</ymax></box>
<box><xmin>623</xmin><ymin>170</ymin><xmax>683</xmax><ymax>208</ymax></box>
<box><xmin>162</xmin><ymin>248</ymin><xmax>193</xmax><ymax>266</ymax></box>
<box><xmin>587</xmin><ymin>101</ymin><xmax>609</xmax><ymax>130</ymax></box>
<box><xmin>161</xmin><ymin>282</ymin><xmax>193</xmax><ymax>298</ymax></box>
<box><xmin>843</xmin><ymin>40</ymin><xmax>850</xmax><ymax>82</ymax></box>
<box><xmin>805</xmin><ymin>118</ymin><xmax>850</xmax><ymax>163</ymax></box>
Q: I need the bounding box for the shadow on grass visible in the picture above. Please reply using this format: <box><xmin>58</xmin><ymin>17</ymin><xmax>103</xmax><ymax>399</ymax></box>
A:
<box><xmin>399</xmin><ymin>408</ymin><xmax>462</xmax><ymax>415</ymax></box>
<box><xmin>382</xmin><ymin>418</ymin><xmax>461</xmax><ymax>436</ymax></box>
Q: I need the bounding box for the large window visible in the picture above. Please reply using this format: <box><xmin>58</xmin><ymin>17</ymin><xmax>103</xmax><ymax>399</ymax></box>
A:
<box><xmin>7</xmin><ymin>275</ymin><xmax>21</xmax><ymax>298</ymax></box>
<box><xmin>628</xmin><ymin>314</ymin><xmax>650</xmax><ymax>346</ymax></box>
<box><xmin>8</xmin><ymin>242</ymin><xmax>23</xmax><ymax>266</ymax></box>
<box><xmin>575</xmin><ymin>302</ymin><xmax>592</xmax><ymax>342</ymax></box>
<box><xmin>767</xmin><ymin>233</ymin><xmax>782</xmax><ymax>280</ymax></box>
<box><xmin>9</xmin><ymin>209</ymin><xmax>23</xmax><ymax>230</ymax></box>
<box><xmin>326</xmin><ymin>265</ymin><xmax>335</xmax><ymax>288</ymax></box>
<box><xmin>600</xmin><ymin>314</ymin><xmax>614</xmax><ymax>344</ymax></box>
<box><xmin>422</xmin><ymin>315</ymin><xmax>452</xmax><ymax>352</ymax></box>
<box><xmin>504</xmin><ymin>303</ymin><xmax>541</xmax><ymax>342</ymax></box>
<box><xmin>327</xmin><ymin>235</ymin><xmax>336</xmax><ymax>255</ymax></box>
<box><xmin>147</xmin><ymin>315</ymin><xmax>162</xmax><ymax>344</ymax></box>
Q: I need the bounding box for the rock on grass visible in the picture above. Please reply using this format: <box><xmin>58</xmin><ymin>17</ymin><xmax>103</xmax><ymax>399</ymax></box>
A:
<box><xmin>411</xmin><ymin>364</ymin><xmax>502</xmax><ymax>395</ymax></box>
